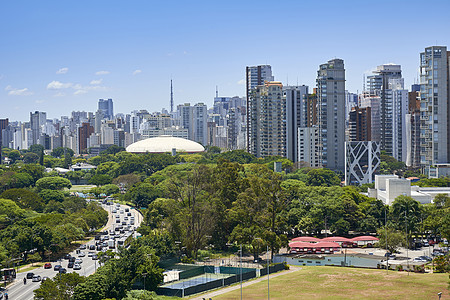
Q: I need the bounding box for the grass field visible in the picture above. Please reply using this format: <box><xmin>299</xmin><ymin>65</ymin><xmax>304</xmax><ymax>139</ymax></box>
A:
<box><xmin>67</xmin><ymin>185</ymin><xmax>96</xmax><ymax>192</ymax></box>
<box><xmin>213</xmin><ymin>266</ymin><xmax>449</xmax><ymax>300</ymax></box>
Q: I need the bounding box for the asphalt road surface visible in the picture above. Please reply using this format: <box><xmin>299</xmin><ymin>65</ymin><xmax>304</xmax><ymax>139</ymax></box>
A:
<box><xmin>4</xmin><ymin>200</ymin><xmax>143</xmax><ymax>300</ymax></box>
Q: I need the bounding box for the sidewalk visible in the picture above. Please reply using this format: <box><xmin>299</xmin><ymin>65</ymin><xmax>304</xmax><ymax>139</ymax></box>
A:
<box><xmin>189</xmin><ymin>266</ymin><xmax>302</xmax><ymax>300</ymax></box>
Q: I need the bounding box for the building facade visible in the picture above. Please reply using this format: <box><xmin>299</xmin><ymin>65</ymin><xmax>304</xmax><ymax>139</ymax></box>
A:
<box><xmin>248</xmin><ymin>81</ymin><xmax>286</xmax><ymax>157</ymax></box>
<box><xmin>316</xmin><ymin>59</ymin><xmax>346</xmax><ymax>171</ymax></box>
<box><xmin>420</xmin><ymin>46</ymin><xmax>450</xmax><ymax>167</ymax></box>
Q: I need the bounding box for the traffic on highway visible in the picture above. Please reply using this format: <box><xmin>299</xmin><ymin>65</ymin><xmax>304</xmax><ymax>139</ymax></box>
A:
<box><xmin>2</xmin><ymin>200</ymin><xmax>142</xmax><ymax>300</ymax></box>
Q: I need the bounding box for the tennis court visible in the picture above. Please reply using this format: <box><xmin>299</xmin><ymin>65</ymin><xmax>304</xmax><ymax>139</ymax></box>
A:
<box><xmin>162</xmin><ymin>273</ymin><xmax>232</xmax><ymax>289</ymax></box>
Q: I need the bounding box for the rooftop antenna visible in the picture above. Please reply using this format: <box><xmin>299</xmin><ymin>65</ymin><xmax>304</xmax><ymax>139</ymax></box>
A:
<box><xmin>363</xmin><ymin>74</ymin><xmax>366</xmax><ymax>92</ymax></box>
<box><xmin>170</xmin><ymin>78</ymin><xmax>174</xmax><ymax>113</ymax></box>
<box><xmin>286</xmin><ymin>75</ymin><xmax>289</xmax><ymax>86</ymax></box>
<box><xmin>216</xmin><ymin>85</ymin><xmax>218</xmax><ymax>98</ymax></box>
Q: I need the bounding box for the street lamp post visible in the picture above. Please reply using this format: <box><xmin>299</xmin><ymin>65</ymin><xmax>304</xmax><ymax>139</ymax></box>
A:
<box><xmin>142</xmin><ymin>273</ymin><xmax>147</xmax><ymax>290</ymax></box>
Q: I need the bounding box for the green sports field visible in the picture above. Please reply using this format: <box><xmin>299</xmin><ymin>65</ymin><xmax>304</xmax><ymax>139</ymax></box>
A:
<box><xmin>213</xmin><ymin>266</ymin><xmax>449</xmax><ymax>300</ymax></box>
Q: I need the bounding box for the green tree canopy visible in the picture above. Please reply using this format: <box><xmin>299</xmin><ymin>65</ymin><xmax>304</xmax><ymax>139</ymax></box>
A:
<box><xmin>36</xmin><ymin>176</ymin><xmax>72</xmax><ymax>191</ymax></box>
<box><xmin>306</xmin><ymin>168</ymin><xmax>340</xmax><ymax>186</ymax></box>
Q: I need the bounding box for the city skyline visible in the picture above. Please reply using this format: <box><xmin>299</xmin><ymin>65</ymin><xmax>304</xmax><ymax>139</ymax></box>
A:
<box><xmin>1</xmin><ymin>0</ymin><xmax>450</xmax><ymax>121</ymax></box>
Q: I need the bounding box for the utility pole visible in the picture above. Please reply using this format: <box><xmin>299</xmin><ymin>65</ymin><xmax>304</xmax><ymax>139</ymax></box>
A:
<box><xmin>405</xmin><ymin>210</ymin><xmax>409</xmax><ymax>275</ymax></box>
<box><xmin>385</xmin><ymin>207</ymin><xmax>388</xmax><ymax>273</ymax></box>
<box><xmin>240</xmin><ymin>244</ymin><xmax>242</xmax><ymax>300</ymax></box>
<box><xmin>267</xmin><ymin>245</ymin><xmax>270</xmax><ymax>300</ymax></box>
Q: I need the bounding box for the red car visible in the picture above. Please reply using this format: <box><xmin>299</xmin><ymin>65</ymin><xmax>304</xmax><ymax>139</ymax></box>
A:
<box><xmin>44</xmin><ymin>263</ymin><xmax>52</xmax><ymax>269</ymax></box>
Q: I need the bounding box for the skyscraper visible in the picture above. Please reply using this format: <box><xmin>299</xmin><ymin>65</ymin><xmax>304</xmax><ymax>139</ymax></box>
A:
<box><xmin>366</xmin><ymin>64</ymin><xmax>403</xmax><ymax>156</ymax></box>
<box><xmin>284</xmin><ymin>85</ymin><xmax>309</xmax><ymax>162</ymax></box>
<box><xmin>248</xmin><ymin>81</ymin><xmax>286</xmax><ymax>158</ymax></box>
<box><xmin>98</xmin><ymin>98</ymin><xmax>114</xmax><ymax>120</ymax></box>
<box><xmin>30</xmin><ymin>111</ymin><xmax>47</xmax><ymax>146</ymax></box>
<box><xmin>316</xmin><ymin>59</ymin><xmax>346</xmax><ymax>171</ymax></box>
<box><xmin>420</xmin><ymin>46</ymin><xmax>450</xmax><ymax>167</ymax></box>
<box><xmin>78</xmin><ymin>122</ymin><xmax>94</xmax><ymax>153</ymax></box>
<box><xmin>246</xmin><ymin>65</ymin><xmax>274</xmax><ymax>151</ymax></box>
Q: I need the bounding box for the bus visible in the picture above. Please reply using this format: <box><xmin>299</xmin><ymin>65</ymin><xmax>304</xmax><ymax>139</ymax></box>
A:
<box><xmin>1</xmin><ymin>268</ymin><xmax>16</xmax><ymax>282</ymax></box>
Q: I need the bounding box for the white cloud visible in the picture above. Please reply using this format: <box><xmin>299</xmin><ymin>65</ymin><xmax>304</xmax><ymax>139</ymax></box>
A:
<box><xmin>47</xmin><ymin>80</ymin><xmax>73</xmax><ymax>90</ymax></box>
<box><xmin>237</xmin><ymin>79</ymin><xmax>245</xmax><ymax>85</ymax></box>
<box><xmin>90</xmin><ymin>79</ymin><xmax>103</xmax><ymax>85</ymax></box>
<box><xmin>95</xmin><ymin>70</ymin><xmax>110</xmax><ymax>75</ymax></box>
<box><xmin>53</xmin><ymin>92</ymin><xmax>65</xmax><ymax>97</ymax></box>
<box><xmin>5</xmin><ymin>85</ymin><xmax>33</xmax><ymax>96</ymax></box>
<box><xmin>132</xmin><ymin>69</ymin><xmax>142</xmax><ymax>75</ymax></box>
<box><xmin>74</xmin><ymin>90</ymin><xmax>87</xmax><ymax>95</ymax></box>
<box><xmin>56</xmin><ymin>67</ymin><xmax>69</xmax><ymax>74</ymax></box>
<box><xmin>35</xmin><ymin>100</ymin><xmax>45</xmax><ymax>104</ymax></box>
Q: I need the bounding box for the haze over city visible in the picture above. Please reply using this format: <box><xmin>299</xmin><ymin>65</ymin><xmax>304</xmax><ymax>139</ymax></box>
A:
<box><xmin>2</xmin><ymin>0</ymin><xmax>450</xmax><ymax>121</ymax></box>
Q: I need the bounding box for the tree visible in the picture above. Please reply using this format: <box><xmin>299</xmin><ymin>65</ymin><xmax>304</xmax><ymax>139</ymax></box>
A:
<box><xmin>23</xmin><ymin>152</ymin><xmax>40</xmax><ymax>164</ymax></box>
<box><xmin>36</xmin><ymin>176</ymin><xmax>72</xmax><ymax>191</ymax></box>
<box><xmin>214</xmin><ymin>150</ymin><xmax>256</xmax><ymax>164</ymax></box>
<box><xmin>0</xmin><ymin>188</ymin><xmax>45</xmax><ymax>211</ymax></box>
<box><xmin>39</xmin><ymin>189</ymin><xmax>65</xmax><ymax>203</ymax></box>
<box><xmin>51</xmin><ymin>147</ymin><xmax>74</xmax><ymax>158</ymax></box>
<box><xmin>100</xmin><ymin>145</ymin><xmax>125</xmax><ymax>155</ymax></box>
<box><xmin>113</xmin><ymin>174</ymin><xmax>141</xmax><ymax>190</ymax></box>
<box><xmin>89</xmin><ymin>174</ymin><xmax>112</xmax><ymax>186</ymax></box>
<box><xmin>391</xmin><ymin>195</ymin><xmax>421</xmax><ymax>236</ymax></box>
<box><xmin>102</xmin><ymin>184</ymin><xmax>119</xmax><ymax>196</ymax></box>
<box><xmin>306</xmin><ymin>168</ymin><xmax>340</xmax><ymax>186</ymax></box>
<box><xmin>377</xmin><ymin>227</ymin><xmax>406</xmax><ymax>253</ymax></box>
<box><xmin>34</xmin><ymin>273</ymin><xmax>86</xmax><ymax>299</ymax></box>
<box><xmin>29</xmin><ymin>144</ymin><xmax>44</xmax><ymax>155</ymax></box>
<box><xmin>127</xmin><ymin>183</ymin><xmax>161</xmax><ymax>208</ymax></box>
<box><xmin>89</xmin><ymin>187</ymin><xmax>104</xmax><ymax>199</ymax></box>
<box><xmin>7</xmin><ymin>150</ymin><xmax>21</xmax><ymax>163</ymax></box>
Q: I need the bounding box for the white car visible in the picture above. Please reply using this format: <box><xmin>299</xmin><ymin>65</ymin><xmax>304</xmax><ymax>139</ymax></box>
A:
<box><xmin>73</xmin><ymin>264</ymin><xmax>81</xmax><ymax>270</ymax></box>
<box><xmin>78</xmin><ymin>252</ymin><xmax>86</xmax><ymax>257</ymax></box>
<box><xmin>75</xmin><ymin>258</ymin><xmax>83</xmax><ymax>264</ymax></box>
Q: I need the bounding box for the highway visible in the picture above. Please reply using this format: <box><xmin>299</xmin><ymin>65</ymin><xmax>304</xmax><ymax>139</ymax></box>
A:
<box><xmin>4</xmin><ymin>200</ymin><xmax>143</xmax><ymax>300</ymax></box>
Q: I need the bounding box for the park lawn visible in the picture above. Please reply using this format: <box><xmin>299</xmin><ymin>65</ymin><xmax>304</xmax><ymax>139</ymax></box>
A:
<box><xmin>67</xmin><ymin>185</ymin><xmax>96</xmax><ymax>192</ymax></box>
<box><xmin>214</xmin><ymin>266</ymin><xmax>449</xmax><ymax>300</ymax></box>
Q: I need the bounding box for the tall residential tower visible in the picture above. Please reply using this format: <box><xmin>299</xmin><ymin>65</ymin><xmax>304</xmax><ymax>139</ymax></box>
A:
<box><xmin>316</xmin><ymin>59</ymin><xmax>346</xmax><ymax>171</ymax></box>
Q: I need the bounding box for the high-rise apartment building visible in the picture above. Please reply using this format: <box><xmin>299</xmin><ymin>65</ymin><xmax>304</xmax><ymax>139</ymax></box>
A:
<box><xmin>349</xmin><ymin>107</ymin><xmax>371</xmax><ymax>142</ymax></box>
<box><xmin>366</xmin><ymin>64</ymin><xmax>403</xmax><ymax>156</ymax></box>
<box><xmin>407</xmin><ymin>84</ymin><xmax>421</xmax><ymax>167</ymax></box>
<box><xmin>78</xmin><ymin>122</ymin><xmax>94</xmax><ymax>153</ymax></box>
<box><xmin>246</xmin><ymin>65</ymin><xmax>274</xmax><ymax>151</ymax></box>
<box><xmin>420</xmin><ymin>46</ymin><xmax>450</xmax><ymax>167</ymax></box>
<box><xmin>316</xmin><ymin>59</ymin><xmax>346</xmax><ymax>171</ymax></box>
<box><xmin>284</xmin><ymin>85</ymin><xmax>309</xmax><ymax>162</ymax></box>
<box><xmin>98</xmin><ymin>99</ymin><xmax>114</xmax><ymax>120</ymax></box>
<box><xmin>30</xmin><ymin>111</ymin><xmax>47</xmax><ymax>145</ymax></box>
<box><xmin>248</xmin><ymin>81</ymin><xmax>286</xmax><ymax>158</ymax></box>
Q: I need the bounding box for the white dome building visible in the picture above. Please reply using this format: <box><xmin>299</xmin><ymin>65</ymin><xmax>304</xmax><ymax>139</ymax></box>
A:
<box><xmin>126</xmin><ymin>135</ymin><xmax>205</xmax><ymax>153</ymax></box>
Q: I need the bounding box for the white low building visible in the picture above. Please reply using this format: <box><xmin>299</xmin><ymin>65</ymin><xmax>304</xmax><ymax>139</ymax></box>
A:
<box><xmin>368</xmin><ymin>175</ymin><xmax>450</xmax><ymax>205</ymax></box>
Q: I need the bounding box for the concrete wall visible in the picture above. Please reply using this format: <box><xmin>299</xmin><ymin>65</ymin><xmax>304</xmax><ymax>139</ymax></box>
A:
<box><xmin>375</xmin><ymin>175</ymin><xmax>398</xmax><ymax>190</ymax></box>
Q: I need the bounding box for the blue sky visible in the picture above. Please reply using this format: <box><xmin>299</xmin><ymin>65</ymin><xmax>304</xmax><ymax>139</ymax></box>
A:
<box><xmin>1</xmin><ymin>0</ymin><xmax>450</xmax><ymax>121</ymax></box>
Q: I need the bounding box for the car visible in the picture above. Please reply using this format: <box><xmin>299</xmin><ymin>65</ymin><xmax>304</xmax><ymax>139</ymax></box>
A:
<box><xmin>89</xmin><ymin>245</ymin><xmax>96</xmax><ymax>250</ymax></box>
<box><xmin>79</xmin><ymin>244</ymin><xmax>87</xmax><ymax>250</ymax></box>
<box><xmin>116</xmin><ymin>219</ymin><xmax>121</xmax><ymax>223</ymax></box>
<box><xmin>92</xmin><ymin>255</ymin><xmax>98</xmax><ymax>260</ymax></box>
<box><xmin>54</xmin><ymin>264</ymin><xmax>62</xmax><ymax>271</ymax></box>
<box><xmin>32</xmin><ymin>275</ymin><xmax>41</xmax><ymax>282</ymax></box>
<box><xmin>42</xmin><ymin>276</ymin><xmax>49</xmax><ymax>281</ymax></box>
<box><xmin>120</xmin><ymin>210</ymin><xmax>124</xmax><ymax>214</ymax></box>
<box><xmin>122</xmin><ymin>221</ymin><xmax>127</xmax><ymax>225</ymax></box>
<box><xmin>87</xmin><ymin>252</ymin><xmax>95</xmax><ymax>257</ymax></box>
<box><xmin>124</xmin><ymin>216</ymin><xmax>128</xmax><ymax>220</ymax></box>
<box><xmin>130</xmin><ymin>221</ymin><xmax>135</xmax><ymax>225</ymax></box>
<box><xmin>68</xmin><ymin>262</ymin><xmax>74</xmax><ymax>268</ymax></box>
<box><xmin>125</xmin><ymin>208</ymin><xmax>129</xmax><ymax>212</ymax></box>
<box><xmin>96</xmin><ymin>245</ymin><xmax>103</xmax><ymax>251</ymax></box>
<box><xmin>69</xmin><ymin>257</ymin><xmax>76</xmax><ymax>262</ymax></box>
<box><xmin>73</xmin><ymin>264</ymin><xmax>81</xmax><ymax>270</ymax></box>
<box><xmin>95</xmin><ymin>235</ymin><xmax>101</xmax><ymax>240</ymax></box>
<box><xmin>44</xmin><ymin>263</ymin><xmax>52</xmax><ymax>269</ymax></box>
<box><xmin>127</xmin><ymin>212</ymin><xmax>132</xmax><ymax>216</ymax></box>
<box><xmin>59</xmin><ymin>268</ymin><xmax>67</xmax><ymax>274</ymax></box>
<box><xmin>26</xmin><ymin>272</ymin><xmax>34</xmax><ymax>279</ymax></box>
<box><xmin>75</xmin><ymin>258</ymin><xmax>83</xmax><ymax>264</ymax></box>
<box><xmin>64</xmin><ymin>254</ymin><xmax>72</xmax><ymax>259</ymax></box>
<box><xmin>78</xmin><ymin>252</ymin><xmax>86</xmax><ymax>257</ymax></box>
<box><xmin>413</xmin><ymin>257</ymin><xmax>427</xmax><ymax>262</ymax></box>
<box><xmin>112</xmin><ymin>210</ymin><xmax>117</xmax><ymax>213</ymax></box>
